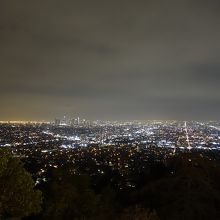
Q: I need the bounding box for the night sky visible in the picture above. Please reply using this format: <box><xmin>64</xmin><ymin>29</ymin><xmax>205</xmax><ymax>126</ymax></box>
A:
<box><xmin>1</xmin><ymin>0</ymin><xmax>220</xmax><ymax>121</ymax></box>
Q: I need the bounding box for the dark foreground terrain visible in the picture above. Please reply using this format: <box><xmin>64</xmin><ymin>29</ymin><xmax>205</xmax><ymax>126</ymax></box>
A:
<box><xmin>1</xmin><ymin>145</ymin><xmax>220</xmax><ymax>220</ymax></box>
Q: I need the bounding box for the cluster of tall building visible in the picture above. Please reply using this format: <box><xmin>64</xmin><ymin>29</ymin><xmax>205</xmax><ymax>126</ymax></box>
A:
<box><xmin>54</xmin><ymin>116</ymin><xmax>89</xmax><ymax>126</ymax></box>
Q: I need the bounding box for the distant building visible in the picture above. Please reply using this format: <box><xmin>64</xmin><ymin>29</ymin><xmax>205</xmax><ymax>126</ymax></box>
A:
<box><xmin>70</xmin><ymin>117</ymin><xmax>80</xmax><ymax>126</ymax></box>
<box><xmin>54</xmin><ymin>118</ymin><xmax>61</xmax><ymax>126</ymax></box>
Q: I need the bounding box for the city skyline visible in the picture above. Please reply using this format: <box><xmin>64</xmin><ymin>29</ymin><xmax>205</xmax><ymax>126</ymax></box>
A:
<box><xmin>1</xmin><ymin>0</ymin><xmax>220</xmax><ymax>121</ymax></box>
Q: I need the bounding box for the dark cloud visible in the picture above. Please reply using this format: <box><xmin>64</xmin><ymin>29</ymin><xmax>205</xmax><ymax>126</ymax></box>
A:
<box><xmin>190</xmin><ymin>63</ymin><xmax>220</xmax><ymax>80</ymax></box>
<box><xmin>0</xmin><ymin>0</ymin><xmax>220</xmax><ymax>120</ymax></box>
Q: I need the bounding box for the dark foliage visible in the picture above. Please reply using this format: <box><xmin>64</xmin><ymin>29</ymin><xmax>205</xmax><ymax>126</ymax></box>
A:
<box><xmin>5</xmin><ymin>150</ymin><xmax>220</xmax><ymax>220</ymax></box>
<box><xmin>0</xmin><ymin>149</ymin><xmax>42</xmax><ymax>219</ymax></box>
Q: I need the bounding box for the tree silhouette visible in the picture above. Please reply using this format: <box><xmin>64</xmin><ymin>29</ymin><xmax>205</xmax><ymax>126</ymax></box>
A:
<box><xmin>140</xmin><ymin>153</ymin><xmax>220</xmax><ymax>220</ymax></box>
<box><xmin>95</xmin><ymin>186</ymin><xmax>117</xmax><ymax>220</ymax></box>
<box><xmin>0</xmin><ymin>149</ymin><xmax>42</xmax><ymax>219</ymax></box>
<box><xmin>43</xmin><ymin>168</ymin><xmax>98</xmax><ymax>220</ymax></box>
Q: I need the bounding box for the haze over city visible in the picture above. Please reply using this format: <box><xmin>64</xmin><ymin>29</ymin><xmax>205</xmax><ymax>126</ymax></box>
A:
<box><xmin>1</xmin><ymin>0</ymin><xmax>220</xmax><ymax>121</ymax></box>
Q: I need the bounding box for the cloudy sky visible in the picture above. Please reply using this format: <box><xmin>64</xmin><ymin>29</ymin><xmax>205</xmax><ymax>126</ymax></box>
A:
<box><xmin>1</xmin><ymin>0</ymin><xmax>220</xmax><ymax>121</ymax></box>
